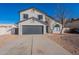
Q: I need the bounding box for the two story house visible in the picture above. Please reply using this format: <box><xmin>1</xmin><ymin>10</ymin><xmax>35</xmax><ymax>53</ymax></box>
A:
<box><xmin>18</xmin><ymin>8</ymin><xmax>62</xmax><ymax>35</ymax></box>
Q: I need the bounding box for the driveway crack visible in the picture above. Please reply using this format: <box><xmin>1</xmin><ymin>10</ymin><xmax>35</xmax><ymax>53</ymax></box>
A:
<box><xmin>31</xmin><ymin>35</ymin><xmax>33</xmax><ymax>55</ymax></box>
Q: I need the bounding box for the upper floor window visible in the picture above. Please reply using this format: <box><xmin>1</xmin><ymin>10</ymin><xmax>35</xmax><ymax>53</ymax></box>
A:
<box><xmin>23</xmin><ymin>14</ymin><xmax>28</xmax><ymax>20</ymax></box>
<box><xmin>38</xmin><ymin>15</ymin><xmax>43</xmax><ymax>20</ymax></box>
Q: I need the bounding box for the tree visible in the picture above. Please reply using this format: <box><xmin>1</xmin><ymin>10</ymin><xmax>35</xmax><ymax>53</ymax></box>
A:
<box><xmin>54</xmin><ymin>4</ymin><xmax>68</xmax><ymax>34</ymax></box>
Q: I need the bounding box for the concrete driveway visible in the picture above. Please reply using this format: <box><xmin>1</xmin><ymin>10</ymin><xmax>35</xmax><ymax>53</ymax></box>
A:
<box><xmin>0</xmin><ymin>35</ymin><xmax>71</xmax><ymax>55</ymax></box>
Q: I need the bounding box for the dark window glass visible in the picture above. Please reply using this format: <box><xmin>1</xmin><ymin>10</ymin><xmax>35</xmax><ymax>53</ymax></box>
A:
<box><xmin>38</xmin><ymin>15</ymin><xmax>43</xmax><ymax>20</ymax></box>
<box><xmin>54</xmin><ymin>24</ymin><xmax>60</xmax><ymax>31</ymax></box>
<box><xmin>23</xmin><ymin>14</ymin><xmax>28</xmax><ymax>20</ymax></box>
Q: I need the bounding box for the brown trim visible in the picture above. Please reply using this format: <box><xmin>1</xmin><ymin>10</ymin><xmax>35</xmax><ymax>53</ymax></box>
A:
<box><xmin>17</xmin><ymin>17</ymin><xmax>48</xmax><ymax>25</ymax></box>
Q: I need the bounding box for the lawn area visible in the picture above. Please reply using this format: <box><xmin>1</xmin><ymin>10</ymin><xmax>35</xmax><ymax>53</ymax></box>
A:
<box><xmin>48</xmin><ymin>33</ymin><xmax>79</xmax><ymax>55</ymax></box>
<box><xmin>0</xmin><ymin>35</ymin><xmax>18</xmax><ymax>48</ymax></box>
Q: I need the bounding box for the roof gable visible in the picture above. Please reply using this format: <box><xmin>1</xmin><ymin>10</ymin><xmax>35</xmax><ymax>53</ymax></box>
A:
<box><xmin>18</xmin><ymin>7</ymin><xmax>61</xmax><ymax>25</ymax></box>
<box><xmin>19</xmin><ymin>7</ymin><xmax>54</xmax><ymax>20</ymax></box>
<box><xmin>18</xmin><ymin>17</ymin><xmax>47</xmax><ymax>25</ymax></box>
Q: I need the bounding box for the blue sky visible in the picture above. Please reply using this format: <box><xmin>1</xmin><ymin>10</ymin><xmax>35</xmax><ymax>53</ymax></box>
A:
<box><xmin>0</xmin><ymin>3</ymin><xmax>79</xmax><ymax>24</ymax></box>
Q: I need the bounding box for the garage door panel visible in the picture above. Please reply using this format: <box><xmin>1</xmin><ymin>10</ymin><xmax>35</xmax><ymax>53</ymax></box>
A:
<box><xmin>22</xmin><ymin>25</ymin><xmax>43</xmax><ymax>34</ymax></box>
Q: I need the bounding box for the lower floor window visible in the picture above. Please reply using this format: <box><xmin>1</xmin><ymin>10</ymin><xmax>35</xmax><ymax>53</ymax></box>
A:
<box><xmin>53</xmin><ymin>24</ymin><xmax>60</xmax><ymax>32</ymax></box>
<box><xmin>54</xmin><ymin>27</ymin><xmax>60</xmax><ymax>31</ymax></box>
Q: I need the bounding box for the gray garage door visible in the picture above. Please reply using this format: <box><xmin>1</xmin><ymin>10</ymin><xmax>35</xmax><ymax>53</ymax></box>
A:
<box><xmin>22</xmin><ymin>25</ymin><xmax>43</xmax><ymax>34</ymax></box>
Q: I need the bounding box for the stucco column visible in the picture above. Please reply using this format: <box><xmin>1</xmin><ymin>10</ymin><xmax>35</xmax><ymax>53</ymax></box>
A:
<box><xmin>44</xmin><ymin>25</ymin><xmax>46</xmax><ymax>34</ymax></box>
<box><xmin>62</xmin><ymin>28</ymin><xmax>66</xmax><ymax>34</ymax></box>
<box><xmin>19</xmin><ymin>24</ymin><xmax>22</xmax><ymax>35</ymax></box>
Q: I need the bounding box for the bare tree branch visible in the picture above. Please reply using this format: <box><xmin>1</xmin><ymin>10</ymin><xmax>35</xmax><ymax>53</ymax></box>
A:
<box><xmin>54</xmin><ymin>4</ymin><xmax>67</xmax><ymax>34</ymax></box>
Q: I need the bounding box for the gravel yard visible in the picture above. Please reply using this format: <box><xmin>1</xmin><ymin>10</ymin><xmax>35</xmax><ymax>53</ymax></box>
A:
<box><xmin>0</xmin><ymin>35</ymin><xmax>18</xmax><ymax>48</ymax></box>
<box><xmin>48</xmin><ymin>34</ymin><xmax>79</xmax><ymax>55</ymax></box>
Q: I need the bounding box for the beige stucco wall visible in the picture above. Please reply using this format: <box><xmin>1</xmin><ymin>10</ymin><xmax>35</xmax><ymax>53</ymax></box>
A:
<box><xmin>20</xmin><ymin>8</ymin><xmax>46</xmax><ymax>21</ymax></box>
<box><xmin>70</xmin><ymin>21</ymin><xmax>79</xmax><ymax>29</ymax></box>
<box><xmin>45</xmin><ymin>16</ymin><xmax>62</xmax><ymax>33</ymax></box>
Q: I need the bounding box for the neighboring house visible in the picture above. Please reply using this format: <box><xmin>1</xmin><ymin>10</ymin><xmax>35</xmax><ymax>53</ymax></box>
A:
<box><xmin>65</xmin><ymin>18</ymin><xmax>79</xmax><ymax>29</ymax></box>
<box><xmin>70</xmin><ymin>18</ymin><xmax>79</xmax><ymax>29</ymax></box>
<box><xmin>0</xmin><ymin>24</ymin><xmax>17</xmax><ymax>35</ymax></box>
<box><xmin>18</xmin><ymin>8</ymin><xmax>62</xmax><ymax>35</ymax></box>
<box><xmin>63</xmin><ymin>18</ymin><xmax>79</xmax><ymax>33</ymax></box>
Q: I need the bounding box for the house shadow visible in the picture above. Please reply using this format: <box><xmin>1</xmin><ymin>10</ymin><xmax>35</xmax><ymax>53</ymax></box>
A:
<box><xmin>65</xmin><ymin>29</ymin><xmax>79</xmax><ymax>34</ymax></box>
